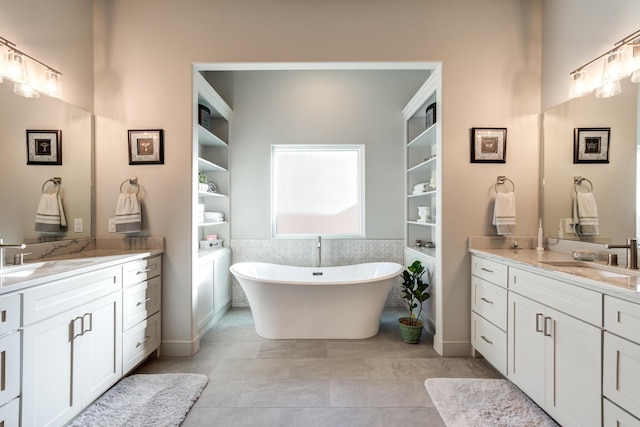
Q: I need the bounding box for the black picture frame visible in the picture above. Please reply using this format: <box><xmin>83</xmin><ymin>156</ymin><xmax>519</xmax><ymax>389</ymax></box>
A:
<box><xmin>128</xmin><ymin>129</ymin><xmax>164</xmax><ymax>165</ymax></box>
<box><xmin>573</xmin><ymin>127</ymin><xmax>610</xmax><ymax>163</ymax></box>
<box><xmin>470</xmin><ymin>127</ymin><xmax>507</xmax><ymax>163</ymax></box>
<box><xmin>425</xmin><ymin>102</ymin><xmax>436</xmax><ymax>128</ymax></box>
<box><xmin>26</xmin><ymin>130</ymin><xmax>62</xmax><ymax>165</ymax></box>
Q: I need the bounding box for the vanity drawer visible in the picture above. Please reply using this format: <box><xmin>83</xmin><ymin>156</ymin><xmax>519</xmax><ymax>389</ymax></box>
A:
<box><xmin>123</xmin><ymin>311</ymin><xmax>161</xmax><ymax>374</ymax></box>
<box><xmin>509</xmin><ymin>267</ymin><xmax>602</xmax><ymax>326</ymax></box>
<box><xmin>471</xmin><ymin>312</ymin><xmax>507</xmax><ymax>376</ymax></box>
<box><xmin>0</xmin><ymin>397</ymin><xmax>20</xmax><ymax>427</ymax></box>
<box><xmin>22</xmin><ymin>266</ymin><xmax>121</xmax><ymax>326</ymax></box>
<box><xmin>604</xmin><ymin>331</ymin><xmax>640</xmax><ymax>419</ymax></box>
<box><xmin>604</xmin><ymin>398</ymin><xmax>640</xmax><ymax>427</ymax></box>
<box><xmin>0</xmin><ymin>294</ymin><xmax>20</xmax><ymax>336</ymax></box>
<box><xmin>123</xmin><ymin>256</ymin><xmax>161</xmax><ymax>289</ymax></box>
<box><xmin>123</xmin><ymin>276</ymin><xmax>161</xmax><ymax>331</ymax></box>
<box><xmin>471</xmin><ymin>255</ymin><xmax>508</xmax><ymax>288</ymax></box>
<box><xmin>0</xmin><ymin>332</ymin><xmax>20</xmax><ymax>408</ymax></box>
<box><xmin>471</xmin><ymin>276</ymin><xmax>507</xmax><ymax>331</ymax></box>
<box><xmin>605</xmin><ymin>296</ymin><xmax>640</xmax><ymax>344</ymax></box>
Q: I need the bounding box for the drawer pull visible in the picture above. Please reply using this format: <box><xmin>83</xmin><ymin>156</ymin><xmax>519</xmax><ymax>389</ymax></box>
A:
<box><xmin>136</xmin><ymin>336</ymin><xmax>152</xmax><ymax>348</ymax></box>
<box><xmin>480</xmin><ymin>267</ymin><xmax>494</xmax><ymax>273</ymax></box>
<box><xmin>0</xmin><ymin>350</ymin><xmax>5</xmax><ymax>392</ymax></box>
<box><xmin>136</xmin><ymin>298</ymin><xmax>152</xmax><ymax>307</ymax></box>
<box><xmin>480</xmin><ymin>335</ymin><xmax>493</xmax><ymax>345</ymax></box>
<box><xmin>83</xmin><ymin>313</ymin><xmax>93</xmax><ymax>334</ymax></box>
<box><xmin>480</xmin><ymin>297</ymin><xmax>494</xmax><ymax>305</ymax></box>
<box><xmin>543</xmin><ymin>316</ymin><xmax>553</xmax><ymax>337</ymax></box>
<box><xmin>535</xmin><ymin>313</ymin><xmax>544</xmax><ymax>332</ymax></box>
<box><xmin>0</xmin><ymin>310</ymin><xmax>5</xmax><ymax>323</ymax></box>
<box><xmin>136</xmin><ymin>268</ymin><xmax>152</xmax><ymax>275</ymax></box>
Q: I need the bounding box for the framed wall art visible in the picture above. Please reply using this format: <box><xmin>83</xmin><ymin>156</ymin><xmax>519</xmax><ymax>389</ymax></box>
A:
<box><xmin>470</xmin><ymin>127</ymin><xmax>507</xmax><ymax>163</ymax></box>
<box><xmin>128</xmin><ymin>129</ymin><xmax>164</xmax><ymax>165</ymax></box>
<box><xmin>26</xmin><ymin>130</ymin><xmax>62</xmax><ymax>165</ymax></box>
<box><xmin>573</xmin><ymin>127</ymin><xmax>610</xmax><ymax>163</ymax></box>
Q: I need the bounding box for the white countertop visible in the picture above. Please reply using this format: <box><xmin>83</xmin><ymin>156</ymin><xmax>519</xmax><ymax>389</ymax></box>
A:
<box><xmin>470</xmin><ymin>247</ymin><xmax>640</xmax><ymax>303</ymax></box>
<box><xmin>0</xmin><ymin>248</ymin><xmax>164</xmax><ymax>294</ymax></box>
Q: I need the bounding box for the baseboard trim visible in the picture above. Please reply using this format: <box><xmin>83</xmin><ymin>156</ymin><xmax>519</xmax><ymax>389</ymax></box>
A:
<box><xmin>433</xmin><ymin>335</ymin><xmax>472</xmax><ymax>357</ymax></box>
<box><xmin>160</xmin><ymin>339</ymin><xmax>200</xmax><ymax>357</ymax></box>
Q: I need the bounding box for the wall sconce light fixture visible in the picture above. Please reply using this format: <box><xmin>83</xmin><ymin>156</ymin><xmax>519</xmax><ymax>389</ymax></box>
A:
<box><xmin>569</xmin><ymin>29</ymin><xmax>640</xmax><ymax>99</ymax></box>
<box><xmin>0</xmin><ymin>36</ymin><xmax>62</xmax><ymax>99</ymax></box>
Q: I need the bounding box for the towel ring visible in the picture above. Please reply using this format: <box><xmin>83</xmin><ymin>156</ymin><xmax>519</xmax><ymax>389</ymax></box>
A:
<box><xmin>120</xmin><ymin>178</ymin><xmax>140</xmax><ymax>195</ymax></box>
<box><xmin>493</xmin><ymin>176</ymin><xmax>515</xmax><ymax>194</ymax></box>
<box><xmin>41</xmin><ymin>178</ymin><xmax>61</xmax><ymax>194</ymax></box>
<box><xmin>574</xmin><ymin>177</ymin><xmax>593</xmax><ymax>194</ymax></box>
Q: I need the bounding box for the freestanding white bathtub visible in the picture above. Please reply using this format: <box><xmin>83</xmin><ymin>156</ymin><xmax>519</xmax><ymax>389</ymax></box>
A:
<box><xmin>229</xmin><ymin>261</ymin><xmax>403</xmax><ymax>339</ymax></box>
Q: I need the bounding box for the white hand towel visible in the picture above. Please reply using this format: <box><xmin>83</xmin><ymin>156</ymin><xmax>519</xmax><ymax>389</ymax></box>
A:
<box><xmin>115</xmin><ymin>193</ymin><xmax>142</xmax><ymax>233</ymax></box>
<box><xmin>492</xmin><ymin>192</ymin><xmax>516</xmax><ymax>235</ymax></box>
<box><xmin>413</xmin><ymin>182</ymin><xmax>427</xmax><ymax>192</ymax></box>
<box><xmin>573</xmin><ymin>192</ymin><xmax>599</xmax><ymax>235</ymax></box>
<box><xmin>35</xmin><ymin>193</ymin><xmax>67</xmax><ymax>233</ymax></box>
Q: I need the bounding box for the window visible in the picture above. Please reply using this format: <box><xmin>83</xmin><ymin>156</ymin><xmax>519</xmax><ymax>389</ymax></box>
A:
<box><xmin>272</xmin><ymin>145</ymin><xmax>364</xmax><ymax>237</ymax></box>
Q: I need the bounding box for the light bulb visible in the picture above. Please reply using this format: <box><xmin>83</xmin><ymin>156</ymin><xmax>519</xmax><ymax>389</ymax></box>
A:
<box><xmin>43</xmin><ymin>69</ymin><xmax>62</xmax><ymax>98</ymax></box>
<box><xmin>602</xmin><ymin>49</ymin><xmax>630</xmax><ymax>82</ymax></box>
<box><xmin>595</xmin><ymin>80</ymin><xmax>622</xmax><ymax>98</ymax></box>
<box><xmin>13</xmin><ymin>81</ymin><xmax>39</xmax><ymax>98</ymax></box>
<box><xmin>569</xmin><ymin>70</ymin><xmax>592</xmax><ymax>98</ymax></box>
<box><xmin>2</xmin><ymin>51</ymin><xmax>28</xmax><ymax>83</ymax></box>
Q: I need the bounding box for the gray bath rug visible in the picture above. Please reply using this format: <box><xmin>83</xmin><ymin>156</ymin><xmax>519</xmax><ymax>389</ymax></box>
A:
<box><xmin>424</xmin><ymin>378</ymin><xmax>559</xmax><ymax>427</ymax></box>
<box><xmin>68</xmin><ymin>373</ymin><xmax>208</xmax><ymax>427</ymax></box>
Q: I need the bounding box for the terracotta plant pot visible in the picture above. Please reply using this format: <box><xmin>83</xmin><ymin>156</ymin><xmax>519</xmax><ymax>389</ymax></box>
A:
<box><xmin>398</xmin><ymin>317</ymin><xmax>424</xmax><ymax>344</ymax></box>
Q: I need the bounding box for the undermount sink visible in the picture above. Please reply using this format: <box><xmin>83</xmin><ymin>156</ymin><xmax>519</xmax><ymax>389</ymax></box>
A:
<box><xmin>540</xmin><ymin>260</ymin><xmax>636</xmax><ymax>287</ymax></box>
<box><xmin>0</xmin><ymin>259</ymin><xmax>95</xmax><ymax>279</ymax></box>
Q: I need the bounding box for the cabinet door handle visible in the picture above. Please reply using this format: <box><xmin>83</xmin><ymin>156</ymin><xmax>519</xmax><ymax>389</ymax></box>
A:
<box><xmin>136</xmin><ymin>336</ymin><xmax>151</xmax><ymax>348</ymax></box>
<box><xmin>480</xmin><ymin>335</ymin><xmax>493</xmax><ymax>345</ymax></box>
<box><xmin>136</xmin><ymin>298</ymin><xmax>152</xmax><ymax>307</ymax></box>
<box><xmin>0</xmin><ymin>350</ymin><xmax>5</xmax><ymax>392</ymax></box>
<box><xmin>535</xmin><ymin>313</ymin><xmax>544</xmax><ymax>332</ymax></box>
<box><xmin>72</xmin><ymin>316</ymin><xmax>84</xmax><ymax>340</ymax></box>
<box><xmin>83</xmin><ymin>313</ymin><xmax>93</xmax><ymax>334</ymax></box>
<box><xmin>543</xmin><ymin>316</ymin><xmax>553</xmax><ymax>337</ymax></box>
<box><xmin>480</xmin><ymin>267</ymin><xmax>494</xmax><ymax>273</ymax></box>
<box><xmin>136</xmin><ymin>268</ymin><xmax>152</xmax><ymax>275</ymax></box>
<box><xmin>480</xmin><ymin>297</ymin><xmax>494</xmax><ymax>305</ymax></box>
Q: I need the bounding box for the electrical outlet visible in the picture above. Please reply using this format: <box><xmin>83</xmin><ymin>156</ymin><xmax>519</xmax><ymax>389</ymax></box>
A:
<box><xmin>565</xmin><ymin>218</ymin><xmax>575</xmax><ymax>234</ymax></box>
<box><xmin>108</xmin><ymin>218</ymin><xmax>116</xmax><ymax>232</ymax></box>
<box><xmin>74</xmin><ymin>218</ymin><xmax>83</xmax><ymax>232</ymax></box>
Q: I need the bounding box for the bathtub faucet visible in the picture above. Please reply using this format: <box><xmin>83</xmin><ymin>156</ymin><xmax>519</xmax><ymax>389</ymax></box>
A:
<box><xmin>317</xmin><ymin>236</ymin><xmax>322</xmax><ymax>268</ymax></box>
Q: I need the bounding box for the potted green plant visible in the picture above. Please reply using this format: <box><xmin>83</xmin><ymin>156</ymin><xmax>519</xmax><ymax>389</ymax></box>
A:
<box><xmin>197</xmin><ymin>172</ymin><xmax>209</xmax><ymax>192</ymax></box>
<box><xmin>398</xmin><ymin>260</ymin><xmax>430</xmax><ymax>343</ymax></box>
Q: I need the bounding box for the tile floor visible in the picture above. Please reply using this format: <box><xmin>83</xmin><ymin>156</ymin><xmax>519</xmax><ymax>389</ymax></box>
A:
<box><xmin>135</xmin><ymin>308</ymin><xmax>501</xmax><ymax>426</ymax></box>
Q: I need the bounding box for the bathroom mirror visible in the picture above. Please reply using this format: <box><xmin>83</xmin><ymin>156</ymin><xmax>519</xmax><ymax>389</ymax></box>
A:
<box><xmin>0</xmin><ymin>81</ymin><xmax>93</xmax><ymax>243</ymax></box>
<box><xmin>542</xmin><ymin>78</ymin><xmax>639</xmax><ymax>244</ymax></box>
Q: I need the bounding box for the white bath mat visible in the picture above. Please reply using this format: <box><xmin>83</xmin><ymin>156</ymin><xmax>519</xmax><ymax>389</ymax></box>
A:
<box><xmin>67</xmin><ymin>373</ymin><xmax>208</xmax><ymax>427</ymax></box>
<box><xmin>424</xmin><ymin>378</ymin><xmax>559</xmax><ymax>427</ymax></box>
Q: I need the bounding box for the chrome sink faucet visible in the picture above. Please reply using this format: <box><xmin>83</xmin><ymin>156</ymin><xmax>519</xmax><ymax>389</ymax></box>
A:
<box><xmin>317</xmin><ymin>236</ymin><xmax>322</xmax><ymax>268</ymax></box>
<box><xmin>0</xmin><ymin>238</ymin><xmax>27</xmax><ymax>269</ymax></box>
<box><xmin>605</xmin><ymin>238</ymin><xmax>638</xmax><ymax>270</ymax></box>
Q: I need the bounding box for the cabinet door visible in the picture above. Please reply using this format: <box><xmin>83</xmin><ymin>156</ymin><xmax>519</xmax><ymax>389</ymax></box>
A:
<box><xmin>213</xmin><ymin>251</ymin><xmax>231</xmax><ymax>314</ymax></box>
<box><xmin>195</xmin><ymin>261</ymin><xmax>214</xmax><ymax>332</ymax></box>
<box><xmin>0</xmin><ymin>332</ymin><xmax>20</xmax><ymax>407</ymax></box>
<box><xmin>546</xmin><ymin>307</ymin><xmax>601</xmax><ymax>427</ymax></box>
<box><xmin>508</xmin><ymin>292</ymin><xmax>546</xmax><ymax>407</ymax></box>
<box><xmin>604</xmin><ymin>398</ymin><xmax>640</xmax><ymax>427</ymax></box>
<box><xmin>81</xmin><ymin>292</ymin><xmax>122</xmax><ymax>405</ymax></box>
<box><xmin>22</xmin><ymin>307</ymin><xmax>84</xmax><ymax>427</ymax></box>
<box><xmin>604</xmin><ymin>331</ymin><xmax>640</xmax><ymax>419</ymax></box>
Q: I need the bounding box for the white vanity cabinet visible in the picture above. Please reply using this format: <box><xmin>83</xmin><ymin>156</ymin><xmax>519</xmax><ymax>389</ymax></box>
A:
<box><xmin>508</xmin><ymin>266</ymin><xmax>602</xmax><ymax>427</ymax></box>
<box><xmin>122</xmin><ymin>255</ymin><xmax>162</xmax><ymax>374</ymax></box>
<box><xmin>0</xmin><ymin>293</ymin><xmax>21</xmax><ymax>427</ymax></box>
<box><xmin>470</xmin><ymin>255</ymin><xmax>508</xmax><ymax>375</ymax></box>
<box><xmin>21</xmin><ymin>266</ymin><xmax>122</xmax><ymax>427</ymax></box>
<box><xmin>195</xmin><ymin>248</ymin><xmax>231</xmax><ymax>337</ymax></box>
<box><xmin>603</xmin><ymin>296</ymin><xmax>640</xmax><ymax>424</ymax></box>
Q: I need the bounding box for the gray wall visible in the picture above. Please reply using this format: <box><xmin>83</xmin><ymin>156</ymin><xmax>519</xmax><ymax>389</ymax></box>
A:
<box><xmin>208</xmin><ymin>69</ymin><xmax>430</xmax><ymax>239</ymax></box>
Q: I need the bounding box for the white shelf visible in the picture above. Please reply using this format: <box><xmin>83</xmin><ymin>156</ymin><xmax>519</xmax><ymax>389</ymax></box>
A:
<box><xmin>406</xmin><ymin>246</ymin><xmax>436</xmax><ymax>260</ymax></box>
<box><xmin>198</xmin><ymin>191</ymin><xmax>227</xmax><ymax>198</ymax></box>
<box><xmin>195</xmin><ymin>73</ymin><xmax>232</xmax><ymax>120</ymax></box>
<box><xmin>197</xmin><ymin>220</ymin><xmax>228</xmax><ymax>227</ymax></box>
<box><xmin>408</xmin><ymin>190</ymin><xmax>436</xmax><ymax>198</ymax></box>
<box><xmin>198</xmin><ymin>125</ymin><xmax>228</xmax><ymax>147</ymax></box>
<box><xmin>407</xmin><ymin>156</ymin><xmax>436</xmax><ymax>174</ymax></box>
<box><xmin>408</xmin><ymin>221</ymin><xmax>436</xmax><ymax>227</ymax></box>
<box><xmin>198</xmin><ymin>157</ymin><xmax>227</xmax><ymax>173</ymax></box>
<box><xmin>407</xmin><ymin>123</ymin><xmax>437</xmax><ymax>148</ymax></box>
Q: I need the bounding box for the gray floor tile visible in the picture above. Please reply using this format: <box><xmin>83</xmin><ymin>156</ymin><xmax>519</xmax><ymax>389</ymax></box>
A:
<box><xmin>288</xmin><ymin>358</ymin><xmax>368</xmax><ymax>379</ymax></box>
<box><xmin>329</xmin><ymin>379</ymin><xmax>429</xmax><ymax>408</ymax></box>
<box><xmin>236</xmin><ymin>379</ymin><xmax>330</xmax><ymax>408</ymax></box>
<box><xmin>209</xmin><ymin>358</ymin><xmax>292</xmax><ymax>379</ymax></box>
<box><xmin>277</xmin><ymin>407</ymin><xmax>380</xmax><ymax>427</ymax></box>
<box><xmin>181</xmin><ymin>407</ymin><xmax>281</xmax><ymax>427</ymax></box>
<box><xmin>257</xmin><ymin>340</ymin><xmax>328</xmax><ymax>359</ymax></box>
